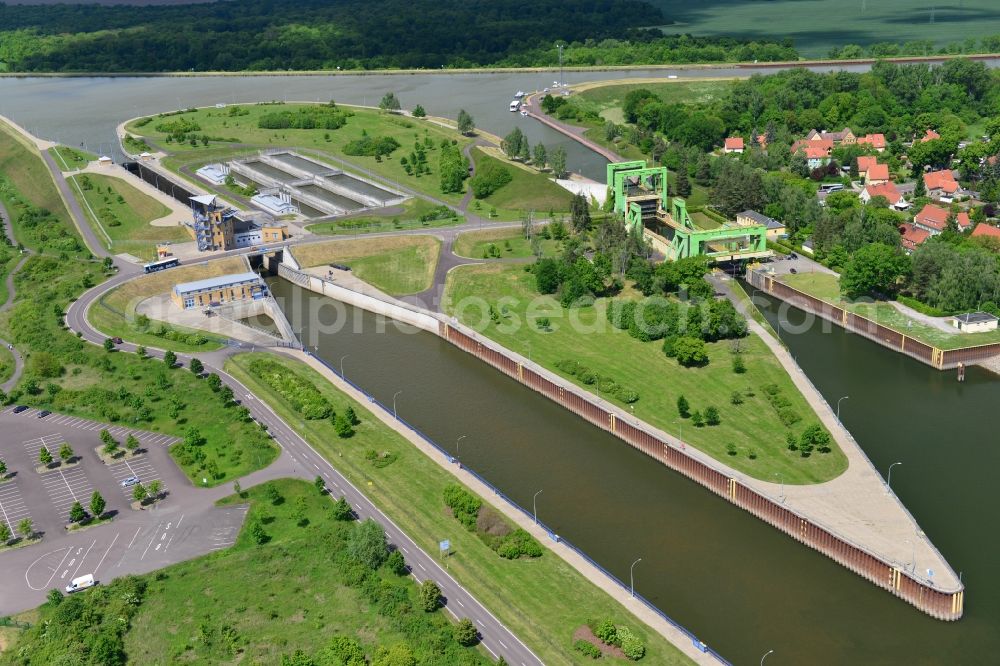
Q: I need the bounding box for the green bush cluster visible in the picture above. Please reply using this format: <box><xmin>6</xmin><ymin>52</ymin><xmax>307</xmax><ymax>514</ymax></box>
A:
<box><xmin>247</xmin><ymin>357</ymin><xmax>332</xmax><ymax>419</ymax></box>
<box><xmin>469</xmin><ymin>159</ymin><xmax>512</xmax><ymax>198</ymax></box>
<box><xmin>574</xmin><ymin>639</ymin><xmax>602</xmax><ymax>658</ymax></box>
<box><xmin>587</xmin><ymin>618</ymin><xmax>646</xmax><ymax>661</ymax></box>
<box><xmin>343</xmin><ymin>134</ymin><xmax>401</xmax><ymax>157</ymax></box>
<box><xmin>555</xmin><ymin>359</ymin><xmax>639</xmax><ymax>403</ymax></box>
<box><xmin>761</xmin><ymin>383</ymin><xmax>801</xmax><ymax>427</ymax></box>
<box><xmin>140</xmin><ymin>322</ymin><xmax>209</xmax><ymax>347</ymax></box>
<box><xmin>442</xmin><ymin>484</ymin><xmax>542</xmax><ymax>559</ymax></box>
<box><xmin>257</xmin><ymin>103</ymin><xmax>351</xmax><ymax>130</ymax></box>
<box><xmin>787</xmin><ymin>423</ymin><xmax>834</xmax><ymax>457</ymax></box>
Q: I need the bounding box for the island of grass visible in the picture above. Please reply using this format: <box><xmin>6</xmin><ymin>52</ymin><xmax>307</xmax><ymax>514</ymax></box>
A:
<box><xmin>48</xmin><ymin>145</ymin><xmax>98</xmax><ymax>172</ymax></box>
<box><xmin>453</xmin><ymin>226</ymin><xmax>563</xmax><ymax>260</ymax></box>
<box><xmin>89</xmin><ymin>258</ymin><xmax>247</xmax><ymax>353</ymax></box>
<box><xmin>468</xmin><ymin>148</ymin><xmax>573</xmax><ymax>219</ymax></box>
<box><xmin>779</xmin><ymin>270</ymin><xmax>1000</xmax><ymax>350</ymax></box>
<box><xmin>291</xmin><ymin>236</ymin><xmax>440</xmax><ymax>296</ymax></box>
<box><xmin>225</xmin><ymin>352</ymin><xmax>692</xmax><ymax>665</ymax></box>
<box><xmin>444</xmin><ymin>263</ymin><xmax>848</xmax><ymax>484</ymax></box>
<box><xmin>307</xmin><ymin>197</ymin><xmax>462</xmax><ymax>236</ymax></box>
<box><xmin>69</xmin><ymin>172</ymin><xmax>188</xmax><ymax>261</ymax></box>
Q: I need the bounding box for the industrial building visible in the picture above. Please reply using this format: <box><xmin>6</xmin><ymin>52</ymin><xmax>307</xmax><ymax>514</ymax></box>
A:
<box><xmin>607</xmin><ymin>161</ymin><xmax>770</xmax><ymax>263</ymax></box>
<box><xmin>188</xmin><ymin>194</ymin><xmax>288</xmax><ymax>252</ymax></box>
<box><xmin>171</xmin><ymin>272</ymin><xmax>267</xmax><ymax>310</ymax></box>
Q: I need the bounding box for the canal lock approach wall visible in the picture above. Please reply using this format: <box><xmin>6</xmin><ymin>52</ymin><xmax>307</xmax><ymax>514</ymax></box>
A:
<box><xmin>279</xmin><ymin>261</ymin><xmax>965</xmax><ymax>621</ymax></box>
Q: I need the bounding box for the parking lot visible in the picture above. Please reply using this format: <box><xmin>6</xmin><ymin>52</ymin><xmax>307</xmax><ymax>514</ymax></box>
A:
<box><xmin>0</xmin><ymin>480</ymin><xmax>33</xmax><ymax>534</ymax></box>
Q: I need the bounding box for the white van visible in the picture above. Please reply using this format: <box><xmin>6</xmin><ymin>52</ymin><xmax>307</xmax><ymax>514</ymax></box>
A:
<box><xmin>65</xmin><ymin>574</ymin><xmax>96</xmax><ymax>593</ymax></box>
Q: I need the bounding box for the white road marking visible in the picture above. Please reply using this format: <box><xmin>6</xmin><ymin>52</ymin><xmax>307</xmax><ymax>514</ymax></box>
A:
<box><xmin>69</xmin><ymin>540</ymin><xmax>96</xmax><ymax>581</ymax></box>
<box><xmin>93</xmin><ymin>532</ymin><xmax>119</xmax><ymax>575</ymax></box>
<box><xmin>126</xmin><ymin>526</ymin><xmax>142</xmax><ymax>549</ymax></box>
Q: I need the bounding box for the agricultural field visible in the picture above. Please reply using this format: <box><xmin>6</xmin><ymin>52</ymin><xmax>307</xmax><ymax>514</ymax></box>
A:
<box><xmin>780</xmin><ymin>271</ymin><xmax>1000</xmax><ymax>350</ymax></box>
<box><xmin>444</xmin><ymin>264</ymin><xmax>848</xmax><ymax>484</ymax></box>
<box><xmin>649</xmin><ymin>0</ymin><xmax>1000</xmax><ymax>58</ymax></box>
<box><xmin>225</xmin><ymin>352</ymin><xmax>692</xmax><ymax>665</ymax></box>
<box><xmin>292</xmin><ymin>235</ymin><xmax>440</xmax><ymax>296</ymax></box>
<box><xmin>69</xmin><ymin>172</ymin><xmax>188</xmax><ymax>260</ymax></box>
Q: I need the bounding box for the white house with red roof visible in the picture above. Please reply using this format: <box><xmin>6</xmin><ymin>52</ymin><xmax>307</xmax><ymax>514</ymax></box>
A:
<box><xmin>923</xmin><ymin>170</ymin><xmax>960</xmax><ymax>199</ymax></box>
<box><xmin>865</xmin><ymin>163</ymin><xmax>890</xmax><ymax>185</ymax></box>
<box><xmin>899</xmin><ymin>223</ymin><xmax>930</xmax><ymax>253</ymax></box>
<box><xmin>860</xmin><ymin>181</ymin><xmax>907</xmax><ymax>209</ymax></box>
<box><xmin>971</xmin><ymin>223</ymin><xmax>1000</xmax><ymax>242</ymax></box>
<box><xmin>912</xmin><ymin>203</ymin><xmax>971</xmax><ymax>235</ymax></box>
<box><xmin>724</xmin><ymin>137</ymin><xmax>744</xmax><ymax>154</ymax></box>
<box><xmin>857</xmin><ymin>155</ymin><xmax>878</xmax><ymax>179</ymax></box>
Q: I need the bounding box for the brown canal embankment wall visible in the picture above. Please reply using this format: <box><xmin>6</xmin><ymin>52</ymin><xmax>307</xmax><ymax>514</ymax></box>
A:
<box><xmin>440</xmin><ymin>321</ymin><xmax>964</xmax><ymax>621</ymax></box>
<box><xmin>746</xmin><ymin>268</ymin><xmax>1000</xmax><ymax>370</ymax></box>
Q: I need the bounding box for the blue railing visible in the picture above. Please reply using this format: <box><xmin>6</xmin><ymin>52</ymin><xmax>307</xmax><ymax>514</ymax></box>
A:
<box><xmin>304</xmin><ymin>351</ymin><xmax>730</xmax><ymax>665</ymax></box>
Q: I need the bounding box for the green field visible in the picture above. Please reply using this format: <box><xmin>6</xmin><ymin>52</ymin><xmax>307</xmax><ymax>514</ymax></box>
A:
<box><xmin>291</xmin><ymin>236</ymin><xmax>440</xmax><ymax>296</ymax></box>
<box><xmin>307</xmin><ymin>197</ymin><xmax>463</xmax><ymax>236</ymax></box>
<box><xmin>576</xmin><ymin>80</ymin><xmax>735</xmax><ymax>124</ymax></box>
<box><xmin>444</xmin><ymin>264</ymin><xmax>848</xmax><ymax>484</ymax></box>
<box><xmin>0</xmin><ymin>121</ymin><xmax>73</xmax><ymax>230</ymax></box>
<box><xmin>0</xmin><ymin>343</ymin><xmax>13</xmax><ymax>383</ymax></box>
<box><xmin>649</xmin><ymin>0</ymin><xmax>1000</xmax><ymax>58</ymax></box>
<box><xmin>225</xmin><ymin>352</ymin><xmax>692</xmax><ymax>665</ymax></box>
<box><xmin>48</xmin><ymin>145</ymin><xmax>98</xmax><ymax>172</ymax></box>
<box><xmin>780</xmin><ymin>271</ymin><xmax>1000</xmax><ymax>350</ymax></box>
<box><xmin>127</xmin><ymin>104</ymin><xmax>473</xmax><ymax>206</ymax></box>
<box><xmin>70</xmin><ymin>172</ymin><xmax>187</xmax><ymax>261</ymax></box>
<box><xmin>453</xmin><ymin>226</ymin><xmax>563</xmax><ymax>259</ymax></box>
<box><xmin>470</xmin><ymin>148</ymin><xmax>573</xmax><ymax>216</ymax></box>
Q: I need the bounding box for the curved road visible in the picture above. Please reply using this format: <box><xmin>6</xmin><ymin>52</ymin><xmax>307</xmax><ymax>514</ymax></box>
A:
<box><xmin>64</xmin><ymin>254</ymin><xmax>542</xmax><ymax>666</ymax></box>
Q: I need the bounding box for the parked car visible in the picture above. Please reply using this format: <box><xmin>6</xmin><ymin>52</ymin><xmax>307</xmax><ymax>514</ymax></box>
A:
<box><xmin>37</xmin><ymin>410</ymin><xmax>51</xmax><ymax>418</ymax></box>
<box><xmin>789</xmin><ymin>252</ymin><xmax>798</xmax><ymax>259</ymax></box>
<box><xmin>121</xmin><ymin>476</ymin><xmax>140</xmax><ymax>488</ymax></box>
<box><xmin>789</xmin><ymin>268</ymin><xmax>798</xmax><ymax>274</ymax></box>
<box><xmin>12</xmin><ymin>405</ymin><xmax>28</xmax><ymax>413</ymax></box>
<box><xmin>330</xmin><ymin>263</ymin><xmax>351</xmax><ymax>272</ymax></box>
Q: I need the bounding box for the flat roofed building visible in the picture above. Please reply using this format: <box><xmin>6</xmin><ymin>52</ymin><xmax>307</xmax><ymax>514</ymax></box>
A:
<box><xmin>171</xmin><ymin>271</ymin><xmax>266</xmax><ymax>310</ymax></box>
<box><xmin>951</xmin><ymin>312</ymin><xmax>999</xmax><ymax>333</ymax></box>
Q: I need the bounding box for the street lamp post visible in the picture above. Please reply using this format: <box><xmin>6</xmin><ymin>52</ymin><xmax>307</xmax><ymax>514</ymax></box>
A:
<box><xmin>837</xmin><ymin>395</ymin><xmax>849</xmax><ymax>420</ymax></box>
<box><xmin>533</xmin><ymin>489</ymin><xmax>543</xmax><ymax>524</ymax></box>
<box><xmin>904</xmin><ymin>538</ymin><xmax>915</xmax><ymax>572</ymax></box>
<box><xmin>455</xmin><ymin>434</ymin><xmax>467</xmax><ymax>461</ymax></box>
<box><xmin>392</xmin><ymin>391</ymin><xmax>402</xmax><ymax>420</ymax></box>
<box><xmin>674</xmin><ymin>419</ymin><xmax>683</xmax><ymax>444</ymax></box>
<box><xmin>774</xmin><ymin>473</ymin><xmax>785</xmax><ymax>502</ymax></box>
<box><xmin>761</xmin><ymin>649</ymin><xmax>774</xmax><ymax>666</ymax></box>
<box><xmin>886</xmin><ymin>461</ymin><xmax>903</xmax><ymax>493</ymax></box>
<box><xmin>339</xmin><ymin>354</ymin><xmax>349</xmax><ymax>378</ymax></box>
<box><xmin>630</xmin><ymin>557</ymin><xmax>642</xmax><ymax>598</ymax></box>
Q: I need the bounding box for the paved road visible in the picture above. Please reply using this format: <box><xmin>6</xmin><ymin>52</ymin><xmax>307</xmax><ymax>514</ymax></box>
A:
<box><xmin>64</xmin><ymin>256</ymin><xmax>542</xmax><ymax>666</ymax></box>
<box><xmin>39</xmin><ymin>149</ymin><xmax>109</xmax><ymax>258</ymax></box>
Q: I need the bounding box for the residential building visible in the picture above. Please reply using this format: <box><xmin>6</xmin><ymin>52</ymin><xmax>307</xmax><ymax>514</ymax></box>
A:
<box><xmin>950</xmin><ymin>312</ymin><xmax>999</xmax><ymax>333</ymax></box>
<box><xmin>860</xmin><ymin>182</ymin><xmax>907</xmax><ymax>209</ymax></box>
<box><xmin>856</xmin><ymin>133</ymin><xmax>887</xmax><ymax>152</ymax></box>
<box><xmin>971</xmin><ymin>223</ymin><xmax>1000</xmax><ymax>241</ymax></box>
<box><xmin>792</xmin><ymin>139</ymin><xmax>833</xmax><ymax>169</ymax></box>
<box><xmin>899</xmin><ymin>223</ymin><xmax>930</xmax><ymax>253</ymax></box>
<box><xmin>865</xmin><ymin>163</ymin><xmax>890</xmax><ymax>185</ymax></box>
<box><xmin>807</xmin><ymin>128</ymin><xmax>856</xmax><ymax>145</ymax></box>
<box><xmin>920</xmin><ymin>129</ymin><xmax>941</xmax><ymax>143</ymax></box>
<box><xmin>171</xmin><ymin>272</ymin><xmax>267</xmax><ymax>310</ymax></box>
<box><xmin>923</xmin><ymin>170</ymin><xmax>960</xmax><ymax>199</ymax></box>
<box><xmin>724</xmin><ymin>137</ymin><xmax>744</xmax><ymax>154</ymax></box>
<box><xmin>737</xmin><ymin>210</ymin><xmax>785</xmax><ymax>239</ymax></box>
<box><xmin>912</xmin><ymin>203</ymin><xmax>971</xmax><ymax>235</ymax></box>
<box><xmin>857</xmin><ymin>155</ymin><xmax>879</xmax><ymax>180</ymax></box>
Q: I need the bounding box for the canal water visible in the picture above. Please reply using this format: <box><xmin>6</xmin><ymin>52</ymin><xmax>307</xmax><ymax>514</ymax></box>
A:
<box><xmin>270</xmin><ymin>278</ymin><xmax>1000</xmax><ymax>665</ymax></box>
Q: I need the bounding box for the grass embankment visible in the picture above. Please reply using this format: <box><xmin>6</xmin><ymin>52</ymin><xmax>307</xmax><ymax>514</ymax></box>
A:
<box><xmin>292</xmin><ymin>235</ymin><xmax>440</xmax><ymax>296</ymax></box>
<box><xmin>48</xmin><ymin>145</ymin><xmax>98</xmax><ymax>172</ymax></box>
<box><xmin>307</xmin><ymin>197</ymin><xmax>463</xmax><ymax>236</ymax></box>
<box><xmin>0</xmin><ymin>120</ymin><xmax>74</xmax><ymax>231</ymax></box>
<box><xmin>69</xmin><ymin>173</ymin><xmax>187</xmax><ymax>261</ymax></box>
<box><xmin>470</xmin><ymin>148</ymin><xmax>572</xmax><ymax>218</ymax></box>
<box><xmin>444</xmin><ymin>264</ymin><xmax>847</xmax><ymax>484</ymax></box>
<box><xmin>3</xmin><ymin>479</ymin><xmax>490</xmax><ymax>664</ymax></box>
<box><xmin>225</xmin><ymin>353</ymin><xmax>692</xmax><ymax>665</ymax></box>
<box><xmin>0</xmin><ymin>344</ymin><xmax>13</xmax><ymax>383</ymax></box>
<box><xmin>89</xmin><ymin>259</ymin><xmax>245</xmax><ymax>352</ymax></box>
<box><xmin>453</xmin><ymin>226</ymin><xmax>562</xmax><ymax>259</ymax></box>
<box><xmin>127</xmin><ymin>104</ymin><xmax>473</xmax><ymax>206</ymax></box>
<box><xmin>780</xmin><ymin>271</ymin><xmax>1000</xmax><ymax>350</ymax></box>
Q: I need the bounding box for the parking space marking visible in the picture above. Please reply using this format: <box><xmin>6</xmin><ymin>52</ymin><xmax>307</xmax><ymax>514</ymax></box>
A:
<box><xmin>40</xmin><ymin>467</ymin><xmax>93</xmax><ymax>518</ymax></box>
<box><xmin>6</xmin><ymin>409</ymin><xmax>181</xmax><ymax>447</ymax></box>
<box><xmin>0</xmin><ymin>482</ymin><xmax>32</xmax><ymax>532</ymax></box>
<box><xmin>93</xmin><ymin>532</ymin><xmax>120</xmax><ymax>576</ymax></box>
<box><xmin>106</xmin><ymin>454</ymin><xmax>167</xmax><ymax>500</ymax></box>
<box><xmin>23</xmin><ymin>433</ymin><xmax>67</xmax><ymax>461</ymax></box>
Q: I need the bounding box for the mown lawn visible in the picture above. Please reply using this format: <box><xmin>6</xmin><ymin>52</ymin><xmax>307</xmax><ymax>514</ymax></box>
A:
<box><xmin>443</xmin><ymin>264</ymin><xmax>848</xmax><ymax>484</ymax></box>
<box><xmin>0</xmin><ymin>120</ymin><xmax>73</xmax><ymax>229</ymax></box>
<box><xmin>225</xmin><ymin>352</ymin><xmax>693</xmax><ymax>666</ymax></box>
<box><xmin>471</xmin><ymin>148</ymin><xmax>573</xmax><ymax>215</ymax></box>
<box><xmin>48</xmin><ymin>145</ymin><xmax>98</xmax><ymax>172</ymax></box>
<box><xmin>780</xmin><ymin>271</ymin><xmax>1000</xmax><ymax>350</ymax></box>
<box><xmin>453</xmin><ymin>226</ymin><xmax>562</xmax><ymax>259</ymax></box>
<box><xmin>0</xmin><ymin>343</ymin><xmax>13</xmax><ymax>383</ymax></box>
<box><xmin>88</xmin><ymin>258</ymin><xmax>246</xmax><ymax>352</ymax></box>
<box><xmin>291</xmin><ymin>235</ymin><xmax>440</xmax><ymax>295</ymax></box>
<box><xmin>69</xmin><ymin>172</ymin><xmax>187</xmax><ymax>261</ymax></box>
<box><xmin>127</xmin><ymin>104</ymin><xmax>473</xmax><ymax>206</ymax></box>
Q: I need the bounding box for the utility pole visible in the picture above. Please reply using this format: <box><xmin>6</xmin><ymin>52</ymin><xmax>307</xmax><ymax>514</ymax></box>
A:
<box><xmin>556</xmin><ymin>43</ymin><xmax>565</xmax><ymax>87</ymax></box>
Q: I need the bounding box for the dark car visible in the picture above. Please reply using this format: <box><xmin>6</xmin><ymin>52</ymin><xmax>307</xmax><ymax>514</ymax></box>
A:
<box><xmin>37</xmin><ymin>410</ymin><xmax>51</xmax><ymax>418</ymax></box>
<box><xmin>330</xmin><ymin>263</ymin><xmax>351</xmax><ymax>272</ymax></box>
<box><xmin>112</xmin><ymin>337</ymin><xmax>123</xmax><ymax>344</ymax></box>
<box><xmin>12</xmin><ymin>405</ymin><xmax>28</xmax><ymax>414</ymax></box>
<box><xmin>789</xmin><ymin>252</ymin><xmax>798</xmax><ymax>259</ymax></box>
<box><xmin>789</xmin><ymin>267</ymin><xmax>798</xmax><ymax>274</ymax></box>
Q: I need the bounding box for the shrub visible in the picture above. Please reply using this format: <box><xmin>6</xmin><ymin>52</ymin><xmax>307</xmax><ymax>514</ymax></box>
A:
<box><xmin>778</xmin><ymin>407</ymin><xmax>801</xmax><ymax>427</ymax></box>
<box><xmin>726</xmin><ymin>443</ymin><xmax>737</xmax><ymax>456</ymax></box>
<box><xmin>574</xmin><ymin>640</ymin><xmax>602</xmax><ymax>658</ymax></box>
<box><xmin>704</xmin><ymin>406</ymin><xmax>720</xmax><ymax>425</ymax></box>
<box><xmin>617</xmin><ymin>626</ymin><xmax>646</xmax><ymax>661</ymax></box>
<box><xmin>732</xmin><ymin>354</ymin><xmax>746</xmax><ymax>374</ymax></box>
<box><xmin>592</xmin><ymin>618</ymin><xmax>618</xmax><ymax>645</ymax></box>
<box><xmin>419</xmin><ymin>579</ymin><xmax>441</xmax><ymax>612</ymax></box>
<box><xmin>799</xmin><ymin>423</ymin><xmax>833</xmax><ymax>454</ymax></box>
<box><xmin>343</xmin><ymin>134</ymin><xmax>401</xmax><ymax>157</ymax></box>
<box><xmin>691</xmin><ymin>410</ymin><xmax>704</xmax><ymax>427</ymax></box>
<box><xmin>672</xmin><ymin>336</ymin><xmax>708</xmax><ymax>367</ymax></box>
<box><xmin>606</xmin><ymin>299</ymin><xmax>635</xmax><ymax>330</ymax></box>
<box><xmin>454</xmin><ymin>618</ymin><xmax>479</xmax><ymax>646</ymax></box>
<box><xmin>470</xmin><ymin>160</ymin><xmax>513</xmax><ymax>198</ymax></box>
<box><xmin>614</xmin><ymin>387</ymin><xmax>639</xmax><ymax>403</ymax></box>
<box><xmin>494</xmin><ymin>529</ymin><xmax>543</xmax><ymax>559</ymax></box>
<box><xmin>578</xmin><ymin>370</ymin><xmax>596</xmax><ymax>385</ymax></box>
<box><xmin>443</xmin><ymin>484</ymin><xmax>481</xmax><ymax>531</ymax></box>
<box><xmin>248</xmin><ymin>358</ymin><xmax>332</xmax><ymax>419</ymax></box>
<box><xmin>676</xmin><ymin>395</ymin><xmax>690</xmax><ymax>418</ymax></box>
<box><xmin>730</xmin><ymin>391</ymin><xmax>744</xmax><ymax>405</ymax></box>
